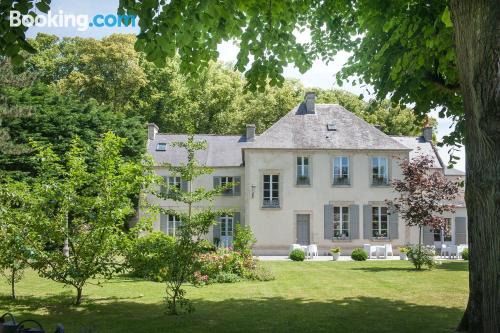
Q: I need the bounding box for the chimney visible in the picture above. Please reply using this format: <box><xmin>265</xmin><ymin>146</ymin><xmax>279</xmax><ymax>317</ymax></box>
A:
<box><xmin>374</xmin><ymin>124</ymin><xmax>382</xmax><ymax>131</ymax></box>
<box><xmin>422</xmin><ymin>126</ymin><xmax>433</xmax><ymax>142</ymax></box>
<box><xmin>304</xmin><ymin>92</ymin><xmax>316</xmax><ymax>114</ymax></box>
<box><xmin>148</xmin><ymin>123</ymin><xmax>159</xmax><ymax>140</ymax></box>
<box><xmin>246</xmin><ymin>124</ymin><xmax>256</xmax><ymax>142</ymax></box>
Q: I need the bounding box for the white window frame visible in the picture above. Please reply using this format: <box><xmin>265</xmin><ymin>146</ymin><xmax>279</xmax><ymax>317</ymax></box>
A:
<box><xmin>168</xmin><ymin>176</ymin><xmax>182</xmax><ymax>191</ymax></box>
<box><xmin>156</xmin><ymin>143</ymin><xmax>167</xmax><ymax>151</ymax></box>
<box><xmin>220</xmin><ymin>215</ymin><xmax>234</xmax><ymax>237</ymax></box>
<box><xmin>333</xmin><ymin>206</ymin><xmax>350</xmax><ymax>239</ymax></box>
<box><xmin>372</xmin><ymin>157</ymin><xmax>389</xmax><ymax>185</ymax></box>
<box><xmin>164</xmin><ymin>214</ymin><xmax>181</xmax><ymax>237</ymax></box>
<box><xmin>263</xmin><ymin>174</ymin><xmax>280</xmax><ymax>208</ymax></box>
<box><xmin>333</xmin><ymin>156</ymin><xmax>350</xmax><ymax>185</ymax></box>
<box><xmin>433</xmin><ymin>218</ymin><xmax>452</xmax><ymax>242</ymax></box>
<box><xmin>372</xmin><ymin>206</ymin><xmax>388</xmax><ymax>238</ymax></box>
<box><xmin>296</xmin><ymin>156</ymin><xmax>310</xmax><ymax>185</ymax></box>
<box><xmin>221</xmin><ymin>176</ymin><xmax>234</xmax><ymax>195</ymax></box>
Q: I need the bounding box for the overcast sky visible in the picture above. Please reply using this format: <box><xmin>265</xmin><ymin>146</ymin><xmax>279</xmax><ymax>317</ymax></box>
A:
<box><xmin>24</xmin><ymin>0</ymin><xmax>465</xmax><ymax>171</ymax></box>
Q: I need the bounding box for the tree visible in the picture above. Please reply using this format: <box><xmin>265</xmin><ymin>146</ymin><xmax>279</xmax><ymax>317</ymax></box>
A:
<box><xmin>150</xmin><ymin>135</ymin><xmax>232</xmax><ymax>314</ymax></box>
<box><xmin>387</xmin><ymin>155</ymin><xmax>459</xmax><ymax>269</ymax></box>
<box><xmin>0</xmin><ymin>180</ymin><xmax>32</xmax><ymax>299</ymax></box>
<box><xmin>25</xmin><ymin>133</ymin><xmax>152</xmax><ymax>305</ymax></box>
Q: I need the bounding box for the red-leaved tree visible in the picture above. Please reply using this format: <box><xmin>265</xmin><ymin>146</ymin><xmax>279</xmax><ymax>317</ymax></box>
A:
<box><xmin>388</xmin><ymin>154</ymin><xmax>460</xmax><ymax>247</ymax></box>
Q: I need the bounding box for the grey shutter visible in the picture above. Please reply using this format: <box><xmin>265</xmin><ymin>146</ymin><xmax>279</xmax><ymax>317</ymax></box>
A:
<box><xmin>234</xmin><ymin>212</ymin><xmax>241</xmax><ymax>227</ymax></box>
<box><xmin>234</xmin><ymin>176</ymin><xmax>241</xmax><ymax>196</ymax></box>
<box><xmin>213</xmin><ymin>217</ymin><xmax>221</xmax><ymax>243</ymax></box>
<box><xmin>324</xmin><ymin>204</ymin><xmax>333</xmax><ymax>240</ymax></box>
<box><xmin>389</xmin><ymin>211</ymin><xmax>399</xmax><ymax>240</ymax></box>
<box><xmin>213</xmin><ymin>176</ymin><xmax>221</xmax><ymax>190</ymax></box>
<box><xmin>363</xmin><ymin>205</ymin><xmax>372</xmax><ymax>239</ymax></box>
<box><xmin>349</xmin><ymin>205</ymin><xmax>359</xmax><ymax>239</ymax></box>
<box><xmin>423</xmin><ymin>227</ymin><xmax>434</xmax><ymax>245</ymax></box>
<box><xmin>455</xmin><ymin>217</ymin><xmax>467</xmax><ymax>245</ymax></box>
<box><xmin>160</xmin><ymin>214</ymin><xmax>168</xmax><ymax>233</ymax></box>
<box><xmin>161</xmin><ymin>176</ymin><xmax>168</xmax><ymax>194</ymax></box>
<box><xmin>181</xmin><ymin>179</ymin><xmax>188</xmax><ymax>192</ymax></box>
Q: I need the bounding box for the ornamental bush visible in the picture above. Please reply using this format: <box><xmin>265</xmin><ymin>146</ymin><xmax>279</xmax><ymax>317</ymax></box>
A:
<box><xmin>125</xmin><ymin>232</ymin><xmax>175</xmax><ymax>281</ymax></box>
<box><xmin>461</xmin><ymin>248</ymin><xmax>469</xmax><ymax>260</ymax></box>
<box><xmin>407</xmin><ymin>246</ymin><xmax>437</xmax><ymax>270</ymax></box>
<box><xmin>351</xmin><ymin>248</ymin><xmax>368</xmax><ymax>261</ymax></box>
<box><xmin>289</xmin><ymin>249</ymin><xmax>305</xmax><ymax>261</ymax></box>
<box><xmin>194</xmin><ymin>247</ymin><xmax>256</xmax><ymax>283</ymax></box>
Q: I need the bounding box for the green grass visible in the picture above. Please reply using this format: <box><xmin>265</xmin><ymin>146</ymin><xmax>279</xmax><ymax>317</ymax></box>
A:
<box><xmin>0</xmin><ymin>261</ymin><xmax>468</xmax><ymax>333</ymax></box>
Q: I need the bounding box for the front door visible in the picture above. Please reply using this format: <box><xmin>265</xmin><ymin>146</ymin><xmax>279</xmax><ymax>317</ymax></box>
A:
<box><xmin>220</xmin><ymin>215</ymin><xmax>234</xmax><ymax>247</ymax></box>
<box><xmin>296</xmin><ymin>214</ymin><xmax>310</xmax><ymax>245</ymax></box>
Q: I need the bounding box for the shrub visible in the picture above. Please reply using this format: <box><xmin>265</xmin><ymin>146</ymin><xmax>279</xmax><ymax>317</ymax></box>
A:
<box><xmin>351</xmin><ymin>248</ymin><xmax>368</xmax><ymax>261</ymax></box>
<box><xmin>195</xmin><ymin>247</ymin><xmax>252</xmax><ymax>282</ymax></box>
<box><xmin>330</xmin><ymin>247</ymin><xmax>341</xmax><ymax>254</ymax></box>
<box><xmin>214</xmin><ymin>272</ymin><xmax>241</xmax><ymax>283</ymax></box>
<box><xmin>407</xmin><ymin>246</ymin><xmax>437</xmax><ymax>270</ymax></box>
<box><xmin>399</xmin><ymin>247</ymin><xmax>409</xmax><ymax>254</ymax></box>
<box><xmin>125</xmin><ymin>232</ymin><xmax>175</xmax><ymax>281</ymax></box>
<box><xmin>247</xmin><ymin>263</ymin><xmax>275</xmax><ymax>281</ymax></box>
<box><xmin>198</xmin><ymin>239</ymin><xmax>216</xmax><ymax>253</ymax></box>
<box><xmin>233</xmin><ymin>225</ymin><xmax>256</xmax><ymax>257</ymax></box>
<box><xmin>289</xmin><ymin>249</ymin><xmax>305</xmax><ymax>261</ymax></box>
<box><xmin>461</xmin><ymin>248</ymin><xmax>469</xmax><ymax>260</ymax></box>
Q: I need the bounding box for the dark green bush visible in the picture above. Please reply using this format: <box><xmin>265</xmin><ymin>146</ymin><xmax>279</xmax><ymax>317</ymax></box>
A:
<box><xmin>461</xmin><ymin>248</ymin><xmax>469</xmax><ymax>260</ymax></box>
<box><xmin>125</xmin><ymin>232</ymin><xmax>175</xmax><ymax>281</ymax></box>
<box><xmin>233</xmin><ymin>225</ymin><xmax>256</xmax><ymax>257</ymax></box>
<box><xmin>351</xmin><ymin>248</ymin><xmax>368</xmax><ymax>261</ymax></box>
<box><xmin>198</xmin><ymin>239</ymin><xmax>216</xmax><ymax>253</ymax></box>
<box><xmin>214</xmin><ymin>272</ymin><xmax>241</xmax><ymax>283</ymax></box>
<box><xmin>289</xmin><ymin>249</ymin><xmax>305</xmax><ymax>261</ymax></box>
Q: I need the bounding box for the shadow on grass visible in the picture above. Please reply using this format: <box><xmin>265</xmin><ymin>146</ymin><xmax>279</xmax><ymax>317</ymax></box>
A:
<box><xmin>437</xmin><ymin>261</ymin><xmax>469</xmax><ymax>271</ymax></box>
<box><xmin>0</xmin><ymin>294</ymin><xmax>463</xmax><ymax>333</ymax></box>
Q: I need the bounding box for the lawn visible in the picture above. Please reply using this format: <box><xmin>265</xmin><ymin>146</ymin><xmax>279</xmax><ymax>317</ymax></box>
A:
<box><xmin>0</xmin><ymin>260</ymin><xmax>468</xmax><ymax>333</ymax></box>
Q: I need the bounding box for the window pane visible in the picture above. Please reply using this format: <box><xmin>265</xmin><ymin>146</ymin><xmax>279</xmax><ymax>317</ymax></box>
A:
<box><xmin>264</xmin><ymin>175</ymin><xmax>270</xmax><ymax>182</ymax></box>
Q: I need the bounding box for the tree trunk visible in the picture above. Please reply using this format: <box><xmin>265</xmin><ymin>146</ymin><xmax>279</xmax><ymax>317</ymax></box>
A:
<box><xmin>450</xmin><ymin>1</ymin><xmax>500</xmax><ymax>332</ymax></box>
<box><xmin>75</xmin><ymin>286</ymin><xmax>83</xmax><ymax>305</ymax></box>
<box><xmin>10</xmin><ymin>268</ymin><xmax>16</xmax><ymax>300</ymax></box>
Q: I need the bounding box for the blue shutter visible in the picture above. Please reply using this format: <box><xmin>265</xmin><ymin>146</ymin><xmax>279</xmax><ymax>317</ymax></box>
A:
<box><xmin>349</xmin><ymin>205</ymin><xmax>359</xmax><ymax>239</ymax></box>
<box><xmin>160</xmin><ymin>214</ymin><xmax>168</xmax><ymax>233</ymax></box>
<box><xmin>363</xmin><ymin>205</ymin><xmax>372</xmax><ymax>239</ymax></box>
<box><xmin>213</xmin><ymin>217</ymin><xmax>221</xmax><ymax>244</ymax></box>
<box><xmin>161</xmin><ymin>176</ymin><xmax>168</xmax><ymax>194</ymax></box>
<box><xmin>389</xmin><ymin>210</ymin><xmax>399</xmax><ymax>240</ymax></box>
<box><xmin>213</xmin><ymin>176</ymin><xmax>221</xmax><ymax>190</ymax></box>
<box><xmin>423</xmin><ymin>227</ymin><xmax>434</xmax><ymax>245</ymax></box>
<box><xmin>234</xmin><ymin>176</ymin><xmax>241</xmax><ymax>196</ymax></box>
<box><xmin>324</xmin><ymin>204</ymin><xmax>333</xmax><ymax>240</ymax></box>
<box><xmin>181</xmin><ymin>179</ymin><xmax>188</xmax><ymax>192</ymax></box>
<box><xmin>234</xmin><ymin>212</ymin><xmax>241</xmax><ymax>227</ymax></box>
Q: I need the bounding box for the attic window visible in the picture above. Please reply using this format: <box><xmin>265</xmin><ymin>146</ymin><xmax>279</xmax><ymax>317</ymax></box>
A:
<box><xmin>327</xmin><ymin>122</ymin><xmax>337</xmax><ymax>131</ymax></box>
<box><xmin>156</xmin><ymin>143</ymin><xmax>167</xmax><ymax>151</ymax></box>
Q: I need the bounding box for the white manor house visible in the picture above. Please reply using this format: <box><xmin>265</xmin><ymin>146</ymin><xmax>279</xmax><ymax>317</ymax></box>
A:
<box><xmin>143</xmin><ymin>93</ymin><xmax>467</xmax><ymax>255</ymax></box>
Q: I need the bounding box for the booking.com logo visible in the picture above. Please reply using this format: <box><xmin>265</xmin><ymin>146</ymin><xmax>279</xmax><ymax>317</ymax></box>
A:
<box><xmin>9</xmin><ymin>10</ymin><xmax>136</xmax><ymax>31</ymax></box>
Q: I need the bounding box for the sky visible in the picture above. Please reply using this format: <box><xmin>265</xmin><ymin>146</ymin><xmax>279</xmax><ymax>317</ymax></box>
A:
<box><xmin>23</xmin><ymin>0</ymin><xmax>465</xmax><ymax>171</ymax></box>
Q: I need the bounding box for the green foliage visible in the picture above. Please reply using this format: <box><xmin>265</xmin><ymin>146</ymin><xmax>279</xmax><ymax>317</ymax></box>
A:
<box><xmin>461</xmin><ymin>248</ymin><xmax>469</xmax><ymax>261</ymax></box>
<box><xmin>246</xmin><ymin>263</ymin><xmax>275</xmax><ymax>282</ymax></box>
<box><xmin>125</xmin><ymin>232</ymin><xmax>175</xmax><ymax>281</ymax></box>
<box><xmin>351</xmin><ymin>248</ymin><xmax>368</xmax><ymax>261</ymax></box>
<box><xmin>213</xmin><ymin>272</ymin><xmax>241</xmax><ymax>284</ymax></box>
<box><xmin>0</xmin><ymin>180</ymin><xmax>32</xmax><ymax>299</ymax></box>
<box><xmin>233</xmin><ymin>225</ymin><xmax>256</xmax><ymax>257</ymax></box>
<box><xmin>330</xmin><ymin>247</ymin><xmax>341</xmax><ymax>254</ymax></box>
<box><xmin>195</xmin><ymin>247</ymin><xmax>256</xmax><ymax>283</ymax></box>
<box><xmin>24</xmin><ymin>133</ymin><xmax>153</xmax><ymax>305</ymax></box>
<box><xmin>289</xmin><ymin>249</ymin><xmax>305</xmax><ymax>261</ymax></box>
<box><xmin>197</xmin><ymin>239</ymin><xmax>217</xmax><ymax>253</ymax></box>
<box><xmin>399</xmin><ymin>247</ymin><xmax>409</xmax><ymax>254</ymax></box>
<box><xmin>407</xmin><ymin>246</ymin><xmax>437</xmax><ymax>270</ymax></box>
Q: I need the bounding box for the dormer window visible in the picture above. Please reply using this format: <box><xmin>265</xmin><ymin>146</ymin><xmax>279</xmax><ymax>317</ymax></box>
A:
<box><xmin>156</xmin><ymin>143</ymin><xmax>167</xmax><ymax>151</ymax></box>
<box><xmin>327</xmin><ymin>123</ymin><xmax>337</xmax><ymax>131</ymax></box>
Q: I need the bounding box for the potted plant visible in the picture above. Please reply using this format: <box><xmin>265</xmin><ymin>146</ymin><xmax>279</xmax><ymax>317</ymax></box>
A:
<box><xmin>330</xmin><ymin>247</ymin><xmax>341</xmax><ymax>261</ymax></box>
<box><xmin>399</xmin><ymin>247</ymin><xmax>409</xmax><ymax>260</ymax></box>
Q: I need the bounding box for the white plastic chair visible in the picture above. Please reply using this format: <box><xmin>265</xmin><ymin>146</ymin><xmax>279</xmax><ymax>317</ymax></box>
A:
<box><xmin>306</xmin><ymin>244</ymin><xmax>319</xmax><ymax>259</ymax></box>
<box><xmin>447</xmin><ymin>245</ymin><xmax>458</xmax><ymax>259</ymax></box>
<box><xmin>363</xmin><ymin>244</ymin><xmax>375</xmax><ymax>259</ymax></box>
<box><xmin>440</xmin><ymin>244</ymin><xmax>449</xmax><ymax>258</ymax></box>
<box><xmin>385</xmin><ymin>244</ymin><xmax>394</xmax><ymax>258</ymax></box>
<box><xmin>289</xmin><ymin>244</ymin><xmax>302</xmax><ymax>253</ymax></box>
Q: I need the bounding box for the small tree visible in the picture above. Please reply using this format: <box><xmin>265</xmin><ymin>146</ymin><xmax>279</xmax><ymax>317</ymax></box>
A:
<box><xmin>0</xmin><ymin>180</ymin><xmax>32</xmax><ymax>299</ymax></box>
<box><xmin>388</xmin><ymin>154</ymin><xmax>459</xmax><ymax>269</ymax></box>
<box><xmin>152</xmin><ymin>135</ymin><xmax>232</xmax><ymax>315</ymax></box>
<box><xmin>25</xmin><ymin>133</ymin><xmax>152</xmax><ymax>305</ymax></box>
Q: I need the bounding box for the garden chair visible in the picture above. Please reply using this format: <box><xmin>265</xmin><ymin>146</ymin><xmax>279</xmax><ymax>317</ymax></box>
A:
<box><xmin>440</xmin><ymin>244</ymin><xmax>449</xmax><ymax>258</ymax></box>
<box><xmin>289</xmin><ymin>244</ymin><xmax>302</xmax><ymax>253</ymax></box>
<box><xmin>447</xmin><ymin>245</ymin><xmax>458</xmax><ymax>259</ymax></box>
<box><xmin>385</xmin><ymin>244</ymin><xmax>394</xmax><ymax>258</ymax></box>
<box><xmin>363</xmin><ymin>244</ymin><xmax>376</xmax><ymax>259</ymax></box>
<box><xmin>306</xmin><ymin>244</ymin><xmax>318</xmax><ymax>259</ymax></box>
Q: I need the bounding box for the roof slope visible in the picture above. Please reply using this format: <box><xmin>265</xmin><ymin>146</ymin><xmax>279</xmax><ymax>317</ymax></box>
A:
<box><xmin>391</xmin><ymin>136</ymin><xmax>443</xmax><ymax>168</ymax></box>
<box><xmin>249</xmin><ymin>104</ymin><xmax>409</xmax><ymax>150</ymax></box>
<box><xmin>148</xmin><ymin>134</ymin><xmax>248</xmax><ymax>167</ymax></box>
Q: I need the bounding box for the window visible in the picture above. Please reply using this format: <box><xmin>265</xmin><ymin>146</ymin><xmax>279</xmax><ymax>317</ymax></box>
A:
<box><xmin>156</xmin><ymin>143</ymin><xmax>167</xmax><ymax>151</ymax></box>
<box><xmin>161</xmin><ymin>214</ymin><xmax>181</xmax><ymax>236</ymax></box>
<box><xmin>168</xmin><ymin>176</ymin><xmax>182</xmax><ymax>191</ymax></box>
<box><xmin>333</xmin><ymin>157</ymin><xmax>350</xmax><ymax>185</ymax></box>
<box><xmin>221</xmin><ymin>176</ymin><xmax>234</xmax><ymax>195</ymax></box>
<box><xmin>433</xmin><ymin>218</ymin><xmax>452</xmax><ymax>242</ymax></box>
<box><xmin>296</xmin><ymin>156</ymin><xmax>310</xmax><ymax>185</ymax></box>
<box><xmin>220</xmin><ymin>215</ymin><xmax>234</xmax><ymax>237</ymax></box>
<box><xmin>333</xmin><ymin>206</ymin><xmax>350</xmax><ymax>239</ymax></box>
<box><xmin>263</xmin><ymin>174</ymin><xmax>279</xmax><ymax>207</ymax></box>
<box><xmin>372</xmin><ymin>206</ymin><xmax>388</xmax><ymax>238</ymax></box>
<box><xmin>372</xmin><ymin>157</ymin><xmax>389</xmax><ymax>185</ymax></box>
<box><xmin>327</xmin><ymin>122</ymin><xmax>337</xmax><ymax>131</ymax></box>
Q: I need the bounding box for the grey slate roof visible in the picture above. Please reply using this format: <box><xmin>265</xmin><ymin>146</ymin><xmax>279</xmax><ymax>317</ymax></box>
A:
<box><xmin>391</xmin><ymin>136</ymin><xmax>443</xmax><ymax>169</ymax></box>
<box><xmin>248</xmin><ymin>104</ymin><xmax>409</xmax><ymax>150</ymax></box>
<box><xmin>148</xmin><ymin>134</ymin><xmax>248</xmax><ymax>167</ymax></box>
